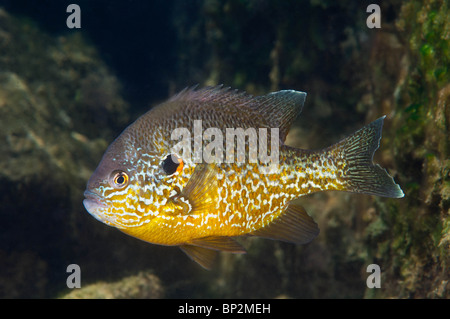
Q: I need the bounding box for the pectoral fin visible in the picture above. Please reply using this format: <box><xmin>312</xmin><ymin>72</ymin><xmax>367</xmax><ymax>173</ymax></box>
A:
<box><xmin>181</xmin><ymin>164</ymin><xmax>217</xmax><ymax>214</ymax></box>
<box><xmin>174</xmin><ymin>164</ymin><xmax>219</xmax><ymax>215</ymax></box>
<box><xmin>250</xmin><ymin>203</ymin><xmax>319</xmax><ymax>244</ymax></box>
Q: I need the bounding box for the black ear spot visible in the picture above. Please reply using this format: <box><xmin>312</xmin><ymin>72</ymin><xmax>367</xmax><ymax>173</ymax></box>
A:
<box><xmin>162</xmin><ymin>154</ymin><xmax>182</xmax><ymax>175</ymax></box>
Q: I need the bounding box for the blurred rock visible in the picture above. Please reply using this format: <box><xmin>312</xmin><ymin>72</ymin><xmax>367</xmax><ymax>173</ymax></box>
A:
<box><xmin>61</xmin><ymin>271</ymin><xmax>164</xmax><ymax>299</ymax></box>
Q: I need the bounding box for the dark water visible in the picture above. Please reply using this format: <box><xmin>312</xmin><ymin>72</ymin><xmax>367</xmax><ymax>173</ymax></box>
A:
<box><xmin>0</xmin><ymin>0</ymin><xmax>448</xmax><ymax>299</ymax></box>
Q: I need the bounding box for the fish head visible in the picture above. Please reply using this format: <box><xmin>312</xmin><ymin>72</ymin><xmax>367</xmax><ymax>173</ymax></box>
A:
<box><xmin>83</xmin><ymin>127</ymin><xmax>188</xmax><ymax>230</ymax></box>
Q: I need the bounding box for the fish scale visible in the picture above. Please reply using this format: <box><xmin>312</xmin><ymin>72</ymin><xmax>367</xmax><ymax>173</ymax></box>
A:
<box><xmin>83</xmin><ymin>86</ymin><xmax>404</xmax><ymax>269</ymax></box>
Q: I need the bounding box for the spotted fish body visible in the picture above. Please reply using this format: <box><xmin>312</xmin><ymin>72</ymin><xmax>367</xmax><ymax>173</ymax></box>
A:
<box><xmin>83</xmin><ymin>86</ymin><xmax>404</xmax><ymax>269</ymax></box>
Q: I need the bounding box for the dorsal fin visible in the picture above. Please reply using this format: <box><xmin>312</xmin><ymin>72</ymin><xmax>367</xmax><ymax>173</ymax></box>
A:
<box><xmin>253</xmin><ymin>90</ymin><xmax>306</xmax><ymax>142</ymax></box>
<box><xmin>166</xmin><ymin>86</ymin><xmax>306</xmax><ymax>142</ymax></box>
<box><xmin>168</xmin><ymin>85</ymin><xmax>253</xmax><ymax>106</ymax></box>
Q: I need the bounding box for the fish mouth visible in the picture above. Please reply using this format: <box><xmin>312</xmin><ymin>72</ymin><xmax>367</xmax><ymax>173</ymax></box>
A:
<box><xmin>83</xmin><ymin>190</ymin><xmax>125</xmax><ymax>229</ymax></box>
<box><xmin>83</xmin><ymin>190</ymin><xmax>106</xmax><ymax>207</ymax></box>
<box><xmin>83</xmin><ymin>190</ymin><xmax>109</xmax><ymax>221</ymax></box>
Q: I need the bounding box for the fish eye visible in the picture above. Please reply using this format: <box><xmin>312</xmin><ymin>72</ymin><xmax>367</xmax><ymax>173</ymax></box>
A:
<box><xmin>110</xmin><ymin>171</ymin><xmax>129</xmax><ymax>189</ymax></box>
<box><xmin>162</xmin><ymin>154</ymin><xmax>183</xmax><ymax>175</ymax></box>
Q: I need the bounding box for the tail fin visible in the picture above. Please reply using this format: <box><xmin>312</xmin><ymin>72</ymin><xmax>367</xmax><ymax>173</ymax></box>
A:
<box><xmin>330</xmin><ymin>116</ymin><xmax>404</xmax><ymax>198</ymax></box>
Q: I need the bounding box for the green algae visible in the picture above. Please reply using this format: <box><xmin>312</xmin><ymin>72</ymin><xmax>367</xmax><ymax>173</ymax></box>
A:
<box><xmin>361</xmin><ymin>0</ymin><xmax>449</xmax><ymax>298</ymax></box>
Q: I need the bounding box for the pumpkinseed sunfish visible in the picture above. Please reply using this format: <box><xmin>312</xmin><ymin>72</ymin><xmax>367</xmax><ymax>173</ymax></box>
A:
<box><xmin>83</xmin><ymin>86</ymin><xmax>404</xmax><ymax>269</ymax></box>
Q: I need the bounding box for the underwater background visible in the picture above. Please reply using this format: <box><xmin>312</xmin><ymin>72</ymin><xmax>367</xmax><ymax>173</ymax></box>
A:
<box><xmin>0</xmin><ymin>0</ymin><xmax>448</xmax><ymax>298</ymax></box>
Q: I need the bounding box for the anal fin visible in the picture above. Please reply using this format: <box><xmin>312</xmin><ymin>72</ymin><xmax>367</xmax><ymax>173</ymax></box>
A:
<box><xmin>190</xmin><ymin>236</ymin><xmax>247</xmax><ymax>253</ymax></box>
<box><xmin>250</xmin><ymin>203</ymin><xmax>319</xmax><ymax>244</ymax></box>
